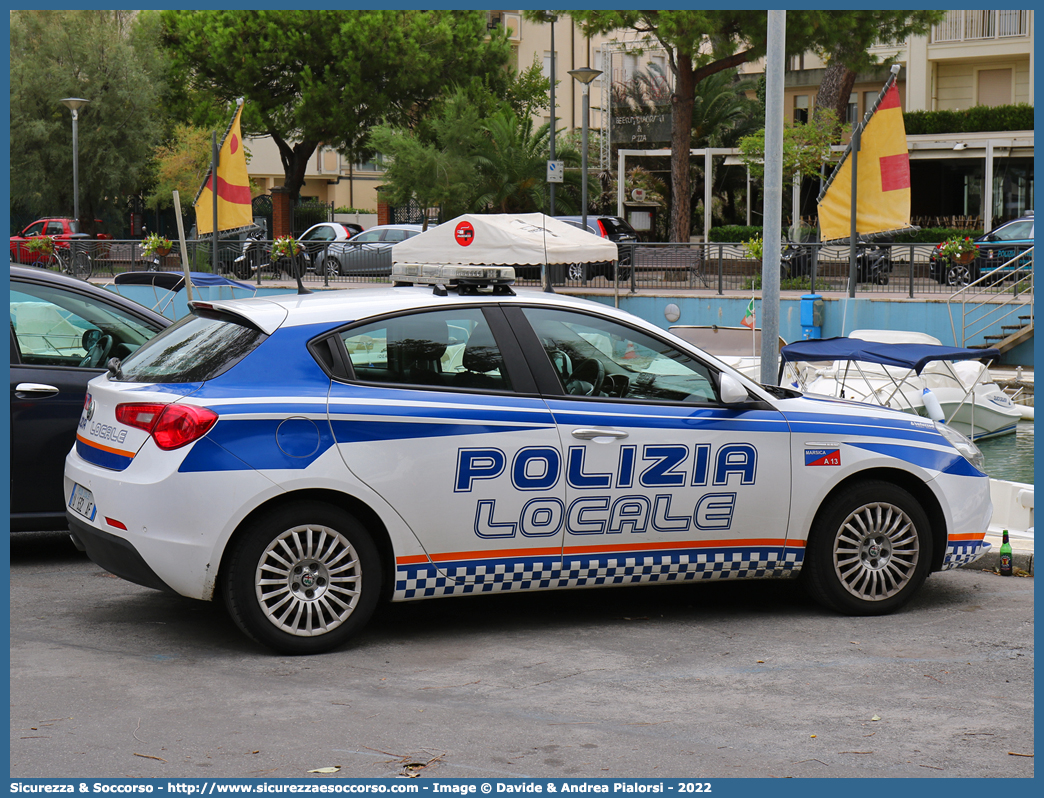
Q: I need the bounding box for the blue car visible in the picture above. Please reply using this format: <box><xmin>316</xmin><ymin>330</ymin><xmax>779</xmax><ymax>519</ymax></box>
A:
<box><xmin>930</xmin><ymin>212</ymin><xmax>1033</xmax><ymax>286</ymax></box>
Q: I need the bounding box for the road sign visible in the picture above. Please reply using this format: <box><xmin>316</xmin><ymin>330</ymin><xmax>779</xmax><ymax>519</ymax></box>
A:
<box><xmin>547</xmin><ymin>160</ymin><xmax>564</xmax><ymax>183</ymax></box>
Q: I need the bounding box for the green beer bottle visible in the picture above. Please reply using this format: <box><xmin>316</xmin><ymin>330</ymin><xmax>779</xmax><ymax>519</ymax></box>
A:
<box><xmin>999</xmin><ymin>529</ymin><xmax>1013</xmax><ymax>576</ymax></box>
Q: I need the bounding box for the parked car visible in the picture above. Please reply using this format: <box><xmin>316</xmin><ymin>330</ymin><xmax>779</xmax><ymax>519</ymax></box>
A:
<box><xmin>10</xmin><ymin>218</ymin><xmax>113</xmax><ymax>265</ymax></box>
<box><xmin>554</xmin><ymin>215</ymin><xmax>639</xmax><ymax>282</ymax></box>
<box><xmin>296</xmin><ymin>222</ymin><xmax>363</xmax><ymax>269</ymax></box>
<box><xmin>65</xmin><ymin>263</ymin><xmax>991</xmax><ymax>654</ymax></box>
<box><xmin>10</xmin><ymin>265</ymin><xmax>170</xmax><ymax>532</ymax></box>
<box><xmin>929</xmin><ymin>212</ymin><xmax>1034</xmax><ymax>286</ymax></box>
<box><xmin>319</xmin><ymin>223</ymin><xmax>425</xmax><ymax>276</ymax></box>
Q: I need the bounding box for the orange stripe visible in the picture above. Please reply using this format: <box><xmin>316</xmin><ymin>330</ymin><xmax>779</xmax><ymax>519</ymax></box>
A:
<box><xmin>949</xmin><ymin>533</ymin><xmax>986</xmax><ymax>542</ymax></box>
<box><xmin>396</xmin><ymin>538</ymin><xmax>799</xmax><ymax>566</ymax></box>
<box><xmin>76</xmin><ymin>433</ymin><xmax>135</xmax><ymax>459</ymax></box>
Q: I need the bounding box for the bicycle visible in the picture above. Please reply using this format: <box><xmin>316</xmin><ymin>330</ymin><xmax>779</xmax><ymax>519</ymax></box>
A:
<box><xmin>41</xmin><ymin>243</ymin><xmax>93</xmax><ymax>279</ymax></box>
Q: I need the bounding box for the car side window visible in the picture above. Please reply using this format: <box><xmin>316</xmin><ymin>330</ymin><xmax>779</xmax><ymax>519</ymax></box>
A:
<box><xmin>992</xmin><ymin>221</ymin><xmax>1032</xmax><ymax>241</ymax></box>
<box><xmin>10</xmin><ymin>283</ymin><xmax>160</xmax><ymax>368</ymax></box>
<box><xmin>383</xmin><ymin>229</ymin><xmax>408</xmax><ymax>243</ymax></box>
<box><xmin>338</xmin><ymin>308</ymin><xmax>513</xmax><ymax>392</ymax></box>
<box><xmin>47</xmin><ymin>221</ymin><xmax>65</xmax><ymax>235</ymax></box>
<box><xmin>521</xmin><ymin>307</ymin><xmax>718</xmax><ymax>403</ymax></box>
<box><xmin>352</xmin><ymin>230</ymin><xmax>382</xmax><ymax>243</ymax></box>
<box><xmin>23</xmin><ymin>222</ymin><xmax>45</xmax><ymax>236</ymax></box>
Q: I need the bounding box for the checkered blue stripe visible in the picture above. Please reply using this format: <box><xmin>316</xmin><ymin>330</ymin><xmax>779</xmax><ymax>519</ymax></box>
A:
<box><xmin>941</xmin><ymin>540</ymin><xmax>989</xmax><ymax>570</ymax></box>
<box><xmin>393</xmin><ymin>547</ymin><xmax>804</xmax><ymax>600</ymax></box>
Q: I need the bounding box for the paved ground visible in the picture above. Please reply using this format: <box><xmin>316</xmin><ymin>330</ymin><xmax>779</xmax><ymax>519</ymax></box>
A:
<box><xmin>10</xmin><ymin>531</ymin><xmax>1034</xmax><ymax>780</ymax></box>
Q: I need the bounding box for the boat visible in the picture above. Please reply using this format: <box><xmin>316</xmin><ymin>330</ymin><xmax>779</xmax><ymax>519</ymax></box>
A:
<box><xmin>778</xmin><ymin>333</ymin><xmax>1021</xmax><ymax>441</ymax></box>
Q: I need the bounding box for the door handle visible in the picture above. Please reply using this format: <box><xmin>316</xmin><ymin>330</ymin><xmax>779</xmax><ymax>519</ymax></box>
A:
<box><xmin>15</xmin><ymin>383</ymin><xmax>60</xmax><ymax>399</ymax></box>
<box><xmin>571</xmin><ymin>427</ymin><xmax>629</xmax><ymax>441</ymax></box>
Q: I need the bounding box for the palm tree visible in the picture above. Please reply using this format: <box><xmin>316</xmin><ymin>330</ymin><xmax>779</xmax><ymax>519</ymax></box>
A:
<box><xmin>471</xmin><ymin>110</ymin><xmax>581</xmax><ymax>214</ymax></box>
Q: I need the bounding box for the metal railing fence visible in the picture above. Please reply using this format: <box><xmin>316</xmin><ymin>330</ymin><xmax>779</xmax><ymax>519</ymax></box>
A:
<box><xmin>10</xmin><ymin>238</ymin><xmax>1034</xmax><ymax>301</ymax></box>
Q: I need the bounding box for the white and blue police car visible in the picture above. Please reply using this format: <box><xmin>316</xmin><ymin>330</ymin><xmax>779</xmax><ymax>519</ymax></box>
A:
<box><xmin>65</xmin><ymin>265</ymin><xmax>992</xmax><ymax>654</ymax></box>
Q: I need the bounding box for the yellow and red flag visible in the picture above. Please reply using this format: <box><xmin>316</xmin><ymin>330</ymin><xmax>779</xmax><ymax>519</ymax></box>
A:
<box><xmin>194</xmin><ymin>101</ymin><xmax>253</xmax><ymax>236</ymax></box>
<box><xmin>818</xmin><ymin>81</ymin><xmax>913</xmax><ymax>242</ymax></box>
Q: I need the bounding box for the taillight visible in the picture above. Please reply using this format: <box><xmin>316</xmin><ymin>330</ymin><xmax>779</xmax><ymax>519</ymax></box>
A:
<box><xmin>115</xmin><ymin>403</ymin><xmax>218</xmax><ymax>450</ymax></box>
<box><xmin>596</xmin><ymin>220</ymin><xmax>609</xmax><ymax>237</ymax></box>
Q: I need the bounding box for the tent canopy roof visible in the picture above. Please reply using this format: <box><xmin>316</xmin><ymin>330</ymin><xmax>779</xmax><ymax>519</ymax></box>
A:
<box><xmin>780</xmin><ymin>336</ymin><xmax>999</xmax><ymax>374</ymax></box>
<box><xmin>392</xmin><ymin>213</ymin><xmax>618</xmax><ymax>267</ymax></box>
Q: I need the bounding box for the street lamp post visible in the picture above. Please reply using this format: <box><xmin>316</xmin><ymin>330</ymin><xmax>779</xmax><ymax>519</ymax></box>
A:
<box><xmin>567</xmin><ymin>67</ymin><xmax>601</xmax><ymax>233</ymax></box>
<box><xmin>59</xmin><ymin>97</ymin><xmax>89</xmax><ymax>227</ymax></box>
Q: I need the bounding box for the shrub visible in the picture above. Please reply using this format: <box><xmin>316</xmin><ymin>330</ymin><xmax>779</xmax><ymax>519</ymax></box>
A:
<box><xmin>904</xmin><ymin>103</ymin><xmax>1033</xmax><ymax>135</ymax></box>
<box><xmin>891</xmin><ymin>227</ymin><xmax>984</xmax><ymax>244</ymax></box>
<box><xmin>709</xmin><ymin>225</ymin><xmax>762</xmax><ymax>242</ymax></box>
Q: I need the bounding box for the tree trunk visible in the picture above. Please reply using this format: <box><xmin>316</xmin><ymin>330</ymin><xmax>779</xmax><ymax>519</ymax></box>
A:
<box><xmin>813</xmin><ymin>59</ymin><xmax>858</xmax><ymax>136</ymax></box>
<box><xmin>669</xmin><ymin>54</ymin><xmax>696</xmax><ymax>243</ymax></box>
<box><xmin>272</xmin><ymin>134</ymin><xmax>319</xmax><ymax>202</ymax></box>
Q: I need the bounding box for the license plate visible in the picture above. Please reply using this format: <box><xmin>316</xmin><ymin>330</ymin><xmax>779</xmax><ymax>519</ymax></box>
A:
<box><xmin>69</xmin><ymin>483</ymin><xmax>97</xmax><ymax>522</ymax></box>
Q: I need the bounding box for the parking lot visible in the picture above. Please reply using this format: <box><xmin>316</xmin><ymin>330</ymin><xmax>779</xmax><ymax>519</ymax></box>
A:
<box><xmin>10</xmin><ymin>530</ymin><xmax>1034</xmax><ymax>780</ymax></box>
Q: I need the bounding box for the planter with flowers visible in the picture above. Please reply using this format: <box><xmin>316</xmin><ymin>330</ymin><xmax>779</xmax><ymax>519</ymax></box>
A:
<box><xmin>270</xmin><ymin>236</ymin><xmax>302</xmax><ymax>262</ymax></box>
<box><xmin>142</xmin><ymin>232</ymin><xmax>173</xmax><ymax>258</ymax></box>
<box><xmin>25</xmin><ymin>236</ymin><xmax>55</xmax><ymax>263</ymax></box>
<box><xmin>938</xmin><ymin>235</ymin><xmax>979</xmax><ymax>264</ymax></box>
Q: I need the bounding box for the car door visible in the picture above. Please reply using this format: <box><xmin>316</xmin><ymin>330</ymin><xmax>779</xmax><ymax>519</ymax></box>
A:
<box><xmin>326</xmin><ymin>305</ymin><xmax>566</xmax><ymax>591</ymax></box>
<box><xmin>981</xmin><ymin>219</ymin><xmax>1033</xmax><ymax>274</ymax></box>
<box><xmin>508</xmin><ymin>305</ymin><xmax>795</xmax><ymax>584</ymax></box>
<box><xmin>9</xmin><ymin>276</ymin><xmax>168</xmax><ymax>530</ymax></box>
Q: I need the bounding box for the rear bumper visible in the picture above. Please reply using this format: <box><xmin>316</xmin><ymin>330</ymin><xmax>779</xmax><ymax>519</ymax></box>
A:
<box><xmin>67</xmin><ymin>513</ymin><xmax>176</xmax><ymax>594</ymax></box>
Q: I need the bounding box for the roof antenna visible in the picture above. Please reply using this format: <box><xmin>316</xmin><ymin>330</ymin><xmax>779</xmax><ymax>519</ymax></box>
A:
<box><xmin>294</xmin><ymin>256</ymin><xmax>312</xmax><ymax>295</ymax></box>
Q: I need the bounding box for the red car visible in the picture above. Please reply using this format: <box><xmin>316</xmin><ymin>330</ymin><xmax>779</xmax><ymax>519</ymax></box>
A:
<box><xmin>10</xmin><ymin>218</ymin><xmax>113</xmax><ymax>265</ymax></box>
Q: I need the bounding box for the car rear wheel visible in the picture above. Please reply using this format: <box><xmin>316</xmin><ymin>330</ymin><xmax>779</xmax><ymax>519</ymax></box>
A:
<box><xmin>568</xmin><ymin>263</ymin><xmax>586</xmax><ymax>282</ymax></box>
<box><xmin>801</xmin><ymin>481</ymin><xmax>931</xmax><ymax>615</ymax></box>
<box><xmin>222</xmin><ymin>501</ymin><xmax>381</xmax><ymax>654</ymax></box>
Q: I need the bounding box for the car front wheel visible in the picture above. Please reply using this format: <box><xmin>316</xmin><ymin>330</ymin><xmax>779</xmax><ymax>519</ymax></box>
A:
<box><xmin>222</xmin><ymin>501</ymin><xmax>381</xmax><ymax>654</ymax></box>
<box><xmin>801</xmin><ymin>481</ymin><xmax>931</xmax><ymax>615</ymax></box>
<box><xmin>321</xmin><ymin>256</ymin><xmax>342</xmax><ymax>277</ymax></box>
<box><xmin>946</xmin><ymin>263</ymin><xmax>972</xmax><ymax>286</ymax></box>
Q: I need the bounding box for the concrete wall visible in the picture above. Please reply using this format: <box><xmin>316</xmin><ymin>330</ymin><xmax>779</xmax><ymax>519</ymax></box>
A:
<box><xmin>583</xmin><ymin>293</ymin><xmax>1033</xmax><ymax>366</ymax></box>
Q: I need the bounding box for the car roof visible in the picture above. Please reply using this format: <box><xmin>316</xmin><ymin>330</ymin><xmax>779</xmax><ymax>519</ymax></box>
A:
<box><xmin>10</xmin><ymin>266</ymin><xmax>172</xmax><ymax>327</ymax></box>
<box><xmin>190</xmin><ymin>284</ymin><xmax>636</xmax><ymax>335</ymax></box>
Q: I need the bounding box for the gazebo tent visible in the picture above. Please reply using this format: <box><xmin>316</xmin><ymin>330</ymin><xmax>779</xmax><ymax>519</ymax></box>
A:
<box><xmin>392</xmin><ymin>213</ymin><xmax>618</xmax><ymax>268</ymax></box>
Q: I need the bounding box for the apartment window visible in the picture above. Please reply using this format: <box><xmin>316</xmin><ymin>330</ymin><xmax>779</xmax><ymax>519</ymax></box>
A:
<box><xmin>846</xmin><ymin>93</ymin><xmax>858</xmax><ymax>124</ymax></box>
<box><xmin>793</xmin><ymin>95</ymin><xmax>809</xmax><ymax>124</ymax></box>
<box><xmin>977</xmin><ymin>68</ymin><xmax>1013</xmax><ymax>107</ymax></box>
<box><xmin>542</xmin><ymin>51</ymin><xmax>557</xmax><ymax>79</ymax></box>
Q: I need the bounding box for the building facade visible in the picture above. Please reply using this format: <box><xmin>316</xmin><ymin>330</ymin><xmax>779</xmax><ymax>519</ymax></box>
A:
<box><xmin>244</xmin><ymin>9</ymin><xmax>1033</xmax><ymax>230</ymax></box>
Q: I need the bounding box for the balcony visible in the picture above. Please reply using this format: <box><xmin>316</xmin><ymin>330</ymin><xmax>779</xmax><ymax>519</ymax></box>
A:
<box><xmin>933</xmin><ymin>10</ymin><xmax>1031</xmax><ymax>42</ymax></box>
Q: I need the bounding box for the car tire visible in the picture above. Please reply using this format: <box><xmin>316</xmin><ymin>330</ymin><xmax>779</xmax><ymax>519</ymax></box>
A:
<box><xmin>222</xmin><ymin>501</ymin><xmax>382</xmax><ymax>654</ymax></box>
<box><xmin>801</xmin><ymin>480</ymin><xmax>931</xmax><ymax>616</ymax></box>
<box><xmin>321</xmin><ymin>256</ymin><xmax>341</xmax><ymax>277</ymax></box>
<box><xmin>946</xmin><ymin>264</ymin><xmax>972</xmax><ymax>287</ymax></box>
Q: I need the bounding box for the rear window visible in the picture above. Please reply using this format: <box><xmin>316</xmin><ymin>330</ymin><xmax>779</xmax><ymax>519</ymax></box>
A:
<box><xmin>115</xmin><ymin>310</ymin><xmax>267</xmax><ymax>383</ymax></box>
<box><xmin>598</xmin><ymin>217</ymin><xmax>638</xmax><ymax>238</ymax></box>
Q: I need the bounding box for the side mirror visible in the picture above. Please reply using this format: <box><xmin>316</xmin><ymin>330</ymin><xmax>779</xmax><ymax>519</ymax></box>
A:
<box><xmin>719</xmin><ymin>372</ymin><xmax>749</xmax><ymax>404</ymax></box>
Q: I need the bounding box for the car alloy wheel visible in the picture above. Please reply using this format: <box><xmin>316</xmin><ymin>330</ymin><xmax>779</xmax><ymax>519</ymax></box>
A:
<box><xmin>946</xmin><ymin>264</ymin><xmax>971</xmax><ymax>286</ymax></box>
<box><xmin>802</xmin><ymin>481</ymin><xmax>930</xmax><ymax>615</ymax></box>
<box><xmin>223</xmin><ymin>502</ymin><xmax>380</xmax><ymax>654</ymax></box>
<box><xmin>568</xmin><ymin>263</ymin><xmax>586</xmax><ymax>281</ymax></box>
